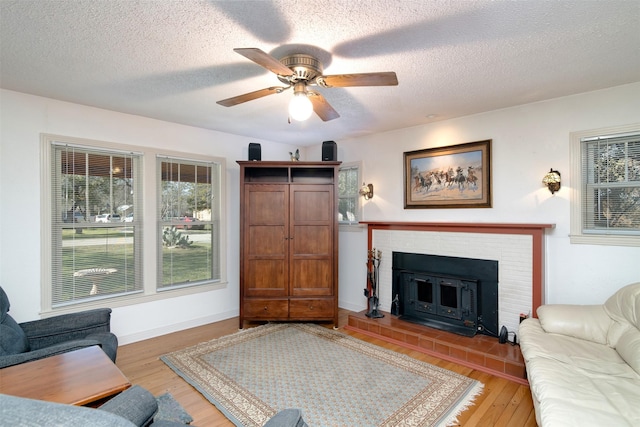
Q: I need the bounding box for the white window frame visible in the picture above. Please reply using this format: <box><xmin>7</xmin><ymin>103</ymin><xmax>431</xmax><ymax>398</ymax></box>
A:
<box><xmin>157</xmin><ymin>154</ymin><xmax>223</xmax><ymax>290</ymax></box>
<box><xmin>570</xmin><ymin>123</ymin><xmax>640</xmax><ymax>247</ymax></box>
<box><xmin>40</xmin><ymin>134</ymin><xmax>227</xmax><ymax>315</ymax></box>
<box><xmin>338</xmin><ymin>162</ymin><xmax>365</xmax><ymax>229</ymax></box>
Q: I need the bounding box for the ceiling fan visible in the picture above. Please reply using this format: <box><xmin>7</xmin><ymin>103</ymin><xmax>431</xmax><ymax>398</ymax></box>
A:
<box><xmin>216</xmin><ymin>48</ymin><xmax>398</xmax><ymax>122</ymax></box>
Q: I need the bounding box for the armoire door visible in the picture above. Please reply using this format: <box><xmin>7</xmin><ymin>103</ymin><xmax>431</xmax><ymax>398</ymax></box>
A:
<box><xmin>288</xmin><ymin>184</ymin><xmax>334</xmax><ymax>297</ymax></box>
<box><xmin>243</xmin><ymin>184</ymin><xmax>288</xmax><ymax>298</ymax></box>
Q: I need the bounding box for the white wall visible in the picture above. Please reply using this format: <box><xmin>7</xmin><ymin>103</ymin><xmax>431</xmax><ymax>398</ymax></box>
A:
<box><xmin>2</xmin><ymin>84</ymin><xmax>640</xmax><ymax>345</ymax></box>
<box><xmin>0</xmin><ymin>89</ymin><xmax>300</xmax><ymax>343</ymax></box>
<box><xmin>312</xmin><ymin>82</ymin><xmax>640</xmax><ymax>312</ymax></box>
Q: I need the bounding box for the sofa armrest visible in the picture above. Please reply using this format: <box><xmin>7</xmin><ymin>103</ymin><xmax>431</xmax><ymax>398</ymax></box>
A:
<box><xmin>99</xmin><ymin>385</ymin><xmax>158</xmax><ymax>426</ymax></box>
<box><xmin>537</xmin><ymin>304</ymin><xmax>612</xmax><ymax>345</ymax></box>
<box><xmin>263</xmin><ymin>409</ymin><xmax>308</xmax><ymax>427</ymax></box>
<box><xmin>20</xmin><ymin>308</ymin><xmax>112</xmax><ymax>350</ymax></box>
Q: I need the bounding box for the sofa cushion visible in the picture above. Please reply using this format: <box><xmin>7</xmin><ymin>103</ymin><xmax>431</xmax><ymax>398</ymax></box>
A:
<box><xmin>615</xmin><ymin>326</ymin><xmax>640</xmax><ymax>376</ymax></box>
<box><xmin>603</xmin><ymin>282</ymin><xmax>640</xmax><ymax>374</ymax></box>
<box><xmin>604</xmin><ymin>282</ymin><xmax>640</xmax><ymax>342</ymax></box>
<box><xmin>526</xmin><ymin>356</ymin><xmax>640</xmax><ymax>427</ymax></box>
<box><xmin>520</xmin><ymin>318</ymin><xmax>633</xmax><ymax>377</ymax></box>
<box><xmin>604</xmin><ymin>282</ymin><xmax>640</xmax><ymax>329</ymax></box>
<box><xmin>537</xmin><ymin>304</ymin><xmax>611</xmax><ymax>345</ymax></box>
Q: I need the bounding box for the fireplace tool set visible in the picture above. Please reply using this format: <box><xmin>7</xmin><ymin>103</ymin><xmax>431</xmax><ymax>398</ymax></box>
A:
<box><xmin>364</xmin><ymin>248</ymin><xmax>384</xmax><ymax>318</ymax></box>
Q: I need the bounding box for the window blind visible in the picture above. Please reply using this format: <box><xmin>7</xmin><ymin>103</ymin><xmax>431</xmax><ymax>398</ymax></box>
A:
<box><xmin>157</xmin><ymin>156</ymin><xmax>221</xmax><ymax>289</ymax></box>
<box><xmin>51</xmin><ymin>144</ymin><xmax>143</xmax><ymax>306</ymax></box>
<box><xmin>581</xmin><ymin>133</ymin><xmax>640</xmax><ymax>235</ymax></box>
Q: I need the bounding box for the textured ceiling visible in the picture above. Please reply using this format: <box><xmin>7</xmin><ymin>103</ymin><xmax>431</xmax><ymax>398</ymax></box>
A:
<box><xmin>1</xmin><ymin>0</ymin><xmax>639</xmax><ymax>146</ymax></box>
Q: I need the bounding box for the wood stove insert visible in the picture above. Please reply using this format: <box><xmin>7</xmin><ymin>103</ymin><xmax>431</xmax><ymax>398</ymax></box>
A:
<box><xmin>392</xmin><ymin>252</ymin><xmax>498</xmax><ymax>338</ymax></box>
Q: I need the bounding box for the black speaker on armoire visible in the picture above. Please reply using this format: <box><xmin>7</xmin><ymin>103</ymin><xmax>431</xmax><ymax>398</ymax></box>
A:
<box><xmin>248</xmin><ymin>143</ymin><xmax>261</xmax><ymax>161</ymax></box>
<box><xmin>322</xmin><ymin>141</ymin><xmax>337</xmax><ymax>161</ymax></box>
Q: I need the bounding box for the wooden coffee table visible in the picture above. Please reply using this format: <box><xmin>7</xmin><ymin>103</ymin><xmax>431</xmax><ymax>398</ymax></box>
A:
<box><xmin>0</xmin><ymin>345</ymin><xmax>131</xmax><ymax>406</ymax></box>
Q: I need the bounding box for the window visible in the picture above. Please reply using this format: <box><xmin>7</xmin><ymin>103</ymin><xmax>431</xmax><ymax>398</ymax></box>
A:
<box><xmin>48</xmin><ymin>139</ymin><xmax>143</xmax><ymax>307</ymax></box>
<box><xmin>42</xmin><ymin>134</ymin><xmax>227</xmax><ymax>314</ymax></box>
<box><xmin>338</xmin><ymin>163</ymin><xmax>362</xmax><ymax>225</ymax></box>
<box><xmin>158</xmin><ymin>157</ymin><xmax>222</xmax><ymax>288</ymax></box>
<box><xmin>570</xmin><ymin>124</ymin><xmax>640</xmax><ymax>246</ymax></box>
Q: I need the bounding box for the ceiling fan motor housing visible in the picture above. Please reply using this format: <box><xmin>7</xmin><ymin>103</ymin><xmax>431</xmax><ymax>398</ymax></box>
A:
<box><xmin>278</xmin><ymin>54</ymin><xmax>322</xmax><ymax>84</ymax></box>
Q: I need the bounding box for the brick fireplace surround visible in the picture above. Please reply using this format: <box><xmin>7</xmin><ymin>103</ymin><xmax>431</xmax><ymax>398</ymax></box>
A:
<box><xmin>344</xmin><ymin>222</ymin><xmax>554</xmax><ymax>384</ymax></box>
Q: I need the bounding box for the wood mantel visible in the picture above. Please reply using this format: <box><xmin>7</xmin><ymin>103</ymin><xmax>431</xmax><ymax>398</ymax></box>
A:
<box><xmin>360</xmin><ymin>221</ymin><xmax>555</xmax><ymax>316</ymax></box>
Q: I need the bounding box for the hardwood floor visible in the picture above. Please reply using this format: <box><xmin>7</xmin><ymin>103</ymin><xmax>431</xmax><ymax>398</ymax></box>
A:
<box><xmin>115</xmin><ymin>309</ymin><xmax>537</xmax><ymax>426</ymax></box>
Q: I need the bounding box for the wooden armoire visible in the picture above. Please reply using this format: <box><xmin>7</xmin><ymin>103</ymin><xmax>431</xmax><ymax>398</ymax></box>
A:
<box><xmin>237</xmin><ymin>161</ymin><xmax>340</xmax><ymax>328</ymax></box>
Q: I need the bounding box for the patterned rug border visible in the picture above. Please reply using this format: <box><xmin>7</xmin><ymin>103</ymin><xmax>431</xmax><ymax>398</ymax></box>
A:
<box><xmin>161</xmin><ymin>323</ymin><xmax>483</xmax><ymax>427</ymax></box>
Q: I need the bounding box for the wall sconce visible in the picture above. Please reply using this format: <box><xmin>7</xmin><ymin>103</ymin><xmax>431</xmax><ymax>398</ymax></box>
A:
<box><xmin>359</xmin><ymin>183</ymin><xmax>374</xmax><ymax>200</ymax></box>
<box><xmin>542</xmin><ymin>169</ymin><xmax>561</xmax><ymax>194</ymax></box>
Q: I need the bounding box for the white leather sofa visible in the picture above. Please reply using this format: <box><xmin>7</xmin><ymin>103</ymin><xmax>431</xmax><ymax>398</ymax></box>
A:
<box><xmin>519</xmin><ymin>282</ymin><xmax>640</xmax><ymax>427</ymax></box>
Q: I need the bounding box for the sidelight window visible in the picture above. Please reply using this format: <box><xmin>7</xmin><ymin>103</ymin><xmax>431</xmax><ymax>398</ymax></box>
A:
<box><xmin>338</xmin><ymin>163</ymin><xmax>362</xmax><ymax>225</ymax></box>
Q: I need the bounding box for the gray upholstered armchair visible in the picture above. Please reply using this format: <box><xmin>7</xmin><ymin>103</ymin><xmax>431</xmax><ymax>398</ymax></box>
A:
<box><xmin>0</xmin><ymin>286</ymin><xmax>118</xmax><ymax>368</ymax></box>
<box><xmin>1</xmin><ymin>385</ymin><xmax>305</xmax><ymax>427</ymax></box>
<box><xmin>0</xmin><ymin>385</ymin><xmax>190</xmax><ymax>426</ymax></box>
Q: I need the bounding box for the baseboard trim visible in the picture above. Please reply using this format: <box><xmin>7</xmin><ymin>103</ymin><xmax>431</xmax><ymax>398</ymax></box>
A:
<box><xmin>117</xmin><ymin>310</ymin><xmax>238</xmax><ymax>345</ymax></box>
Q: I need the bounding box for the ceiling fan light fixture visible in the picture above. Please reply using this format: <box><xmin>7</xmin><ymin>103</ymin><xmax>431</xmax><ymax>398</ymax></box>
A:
<box><xmin>289</xmin><ymin>84</ymin><xmax>313</xmax><ymax>121</ymax></box>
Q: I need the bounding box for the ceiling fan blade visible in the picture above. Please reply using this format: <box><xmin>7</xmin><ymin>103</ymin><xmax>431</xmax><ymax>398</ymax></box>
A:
<box><xmin>318</xmin><ymin>72</ymin><xmax>398</xmax><ymax>88</ymax></box>
<box><xmin>233</xmin><ymin>48</ymin><xmax>294</xmax><ymax>76</ymax></box>
<box><xmin>308</xmin><ymin>91</ymin><xmax>340</xmax><ymax>121</ymax></box>
<box><xmin>217</xmin><ymin>86</ymin><xmax>287</xmax><ymax>107</ymax></box>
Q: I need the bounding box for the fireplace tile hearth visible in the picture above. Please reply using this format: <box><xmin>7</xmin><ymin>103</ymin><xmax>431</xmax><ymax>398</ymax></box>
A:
<box><xmin>345</xmin><ymin>310</ymin><xmax>527</xmax><ymax>385</ymax></box>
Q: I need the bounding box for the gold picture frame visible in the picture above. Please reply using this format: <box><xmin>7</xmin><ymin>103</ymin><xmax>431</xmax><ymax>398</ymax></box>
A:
<box><xmin>404</xmin><ymin>140</ymin><xmax>492</xmax><ymax>209</ymax></box>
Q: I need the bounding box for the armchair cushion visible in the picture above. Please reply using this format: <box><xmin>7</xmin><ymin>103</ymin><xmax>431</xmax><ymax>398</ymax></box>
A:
<box><xmin>0</xmin><ymin>286</ymin><xmax>29</xmax><ymax>356</ymax></box>
<box><xmin>0</xmin><ymin>314</ymin><xmax>30</xmax><ymax>356</ymax></box>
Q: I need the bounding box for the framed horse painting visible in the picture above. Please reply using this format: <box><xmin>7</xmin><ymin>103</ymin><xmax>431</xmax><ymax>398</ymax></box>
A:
<box><xmin>404</xmin><ymin>140</ymin><xmax>492</xmax><ymax>209</ymax></box>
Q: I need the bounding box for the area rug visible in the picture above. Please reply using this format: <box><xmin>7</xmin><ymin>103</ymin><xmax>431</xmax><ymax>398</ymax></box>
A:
<box><xmin>161</xmin><ymin>323</ymin><xmax>483</xmax><ymax>427</ymax></box>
